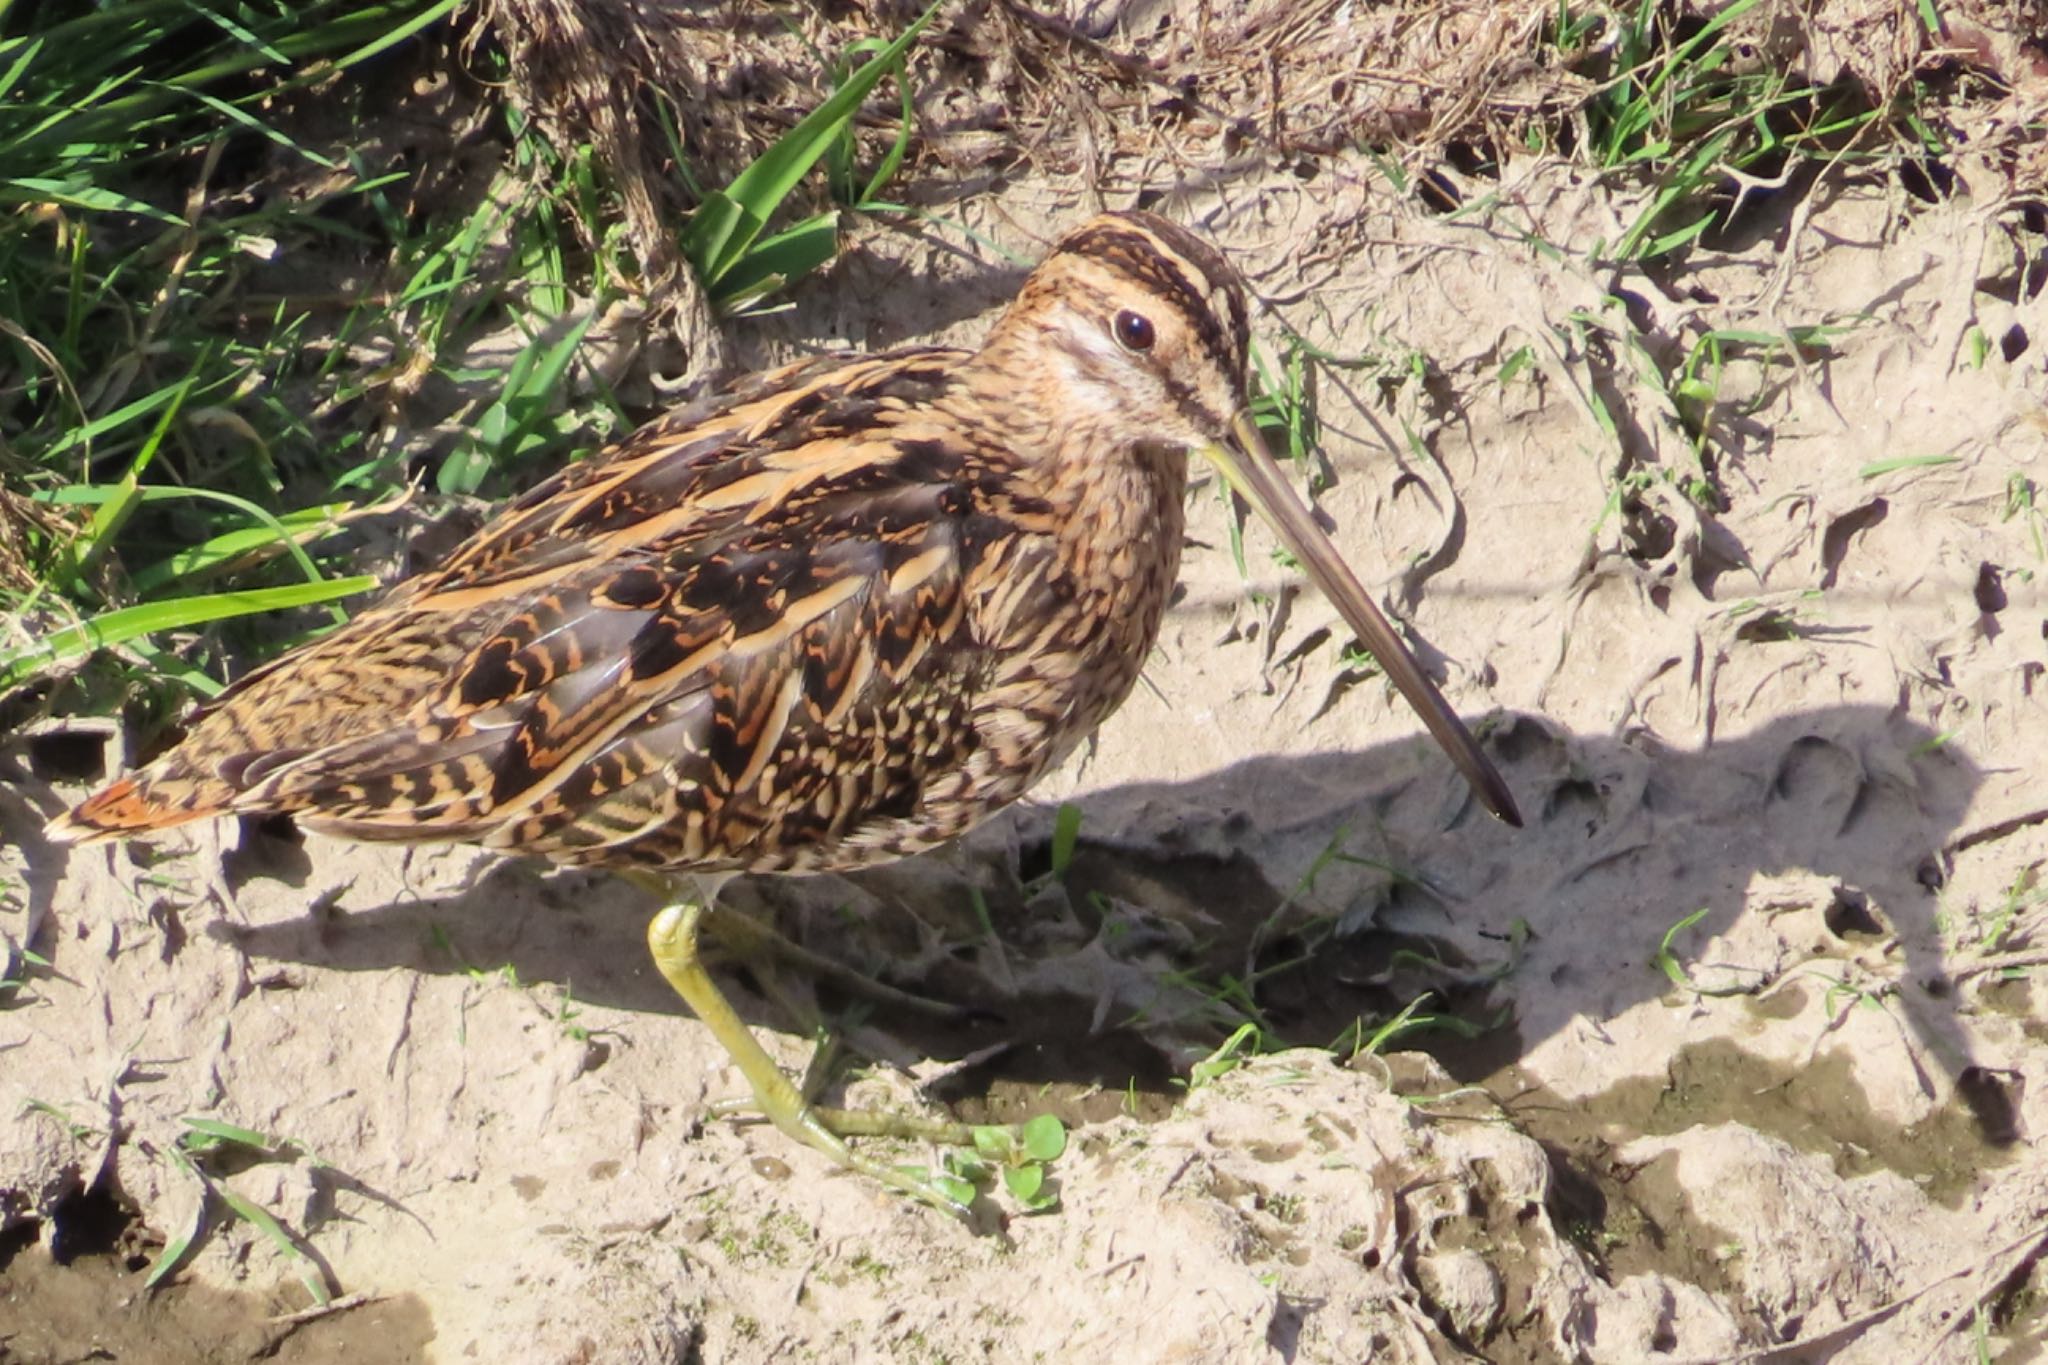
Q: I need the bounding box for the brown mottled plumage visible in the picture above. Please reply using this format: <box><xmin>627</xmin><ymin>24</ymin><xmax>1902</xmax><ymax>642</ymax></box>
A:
<box><xmin>49</xmin><ymin>211</ymin><xmax>1517</xmax><ymax>1211</ymax></box>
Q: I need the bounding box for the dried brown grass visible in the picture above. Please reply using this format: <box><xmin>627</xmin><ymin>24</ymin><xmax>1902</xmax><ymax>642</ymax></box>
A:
<box><xmin>473</xmin><ymin>0</ymin><xmax>2044</xmax><ymax>236</ymax></box>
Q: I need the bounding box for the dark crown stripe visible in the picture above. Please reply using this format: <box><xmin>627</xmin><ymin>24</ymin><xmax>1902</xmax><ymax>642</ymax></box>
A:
<box><xmin>1056</xmin><ymin>217</ymin><xmax>1249</xmax><ymax>387</ymax></box>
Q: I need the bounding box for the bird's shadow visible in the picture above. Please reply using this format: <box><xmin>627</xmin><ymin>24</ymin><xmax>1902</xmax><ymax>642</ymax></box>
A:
<box><xmin>191</xmin><ymin>700</ymin><xmax>2017</xmax><ymax>1153</ymax></box>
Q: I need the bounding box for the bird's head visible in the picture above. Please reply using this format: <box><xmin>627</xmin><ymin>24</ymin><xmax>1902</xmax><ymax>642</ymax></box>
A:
<box><xmin>989</xmin><ymin>209</ymin><xmax>1522</xmax><ymax>827</ymax></box>
<box><xmin>990</xmin><ymin>210</ymin><xmax>1253</xmax><ymax>461</ymax></box>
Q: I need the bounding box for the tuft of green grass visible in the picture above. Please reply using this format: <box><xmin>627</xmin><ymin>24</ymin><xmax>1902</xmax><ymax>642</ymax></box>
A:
<box><xmin>1228</xmin><ymin>324</ymin><xmax>1405</xmax><ymax>592</ymax></box>
<box><xmin>1338</xmin><ymin>994</ymin><xmax>1438</xmax><ymax>1059</ymax></box>
<box><xmin>2</xmin><ymin>1</ymin><xmax>946</xmax><ymax>719</ymax></box>
<box><xmin>1249</xmin><ymin>335</ymin><xmax>1322</xmax><ymax>480</ymax></box>
<box><xmin>0</xmin><ymin>0</ymin><xmax>465</xmax><ymax>710</ymax></box>
<box><xmin>676</xmin><ymin>0</ymin><xmax>939</xmax><ymax>313</ymax></box>
<box><xmin>1545</xmin><ymin>0</ymin><xmax>1911</xmax><ymax>262</ymax></box>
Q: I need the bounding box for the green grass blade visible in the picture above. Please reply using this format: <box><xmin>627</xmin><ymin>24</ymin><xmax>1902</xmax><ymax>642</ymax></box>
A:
<box><xmin>210</xmin><ymin>1181</ymin><xmax>330</xmax><ymax>1306</ymax></box>
<box><xmin>180</xmin><ymin>3</ymin><xmax>291</xmax><ymax>64</ymax></box>
<box><xmin>44</xmin><ymin>485</ymin><xmax>354</xmax><ymax>607</ymax></box>
<box><xmin>0</xmin><ymin>576</ymin><xmax>375</xmax><ymax>689</ymax></box>
<box><xmin>167</xmin><ymin>82</ymin><xmax>341</xmax><ymax>169</ymax></box>
<box><xmin>1048</xmin><ymin>802</ymin><xmax>1083</xmax><ymax>880</ymax></box>
<box><xmin>128</xmin><ymin>502</ymin><xmax>350</xmax><ymax>593</ymax></box>
<box><xmin>125</xmin><ymin>639</ymin><xmax>227</xmax><ymax>697</ymax></box>
<box><xmin>143</xmin><ymin>1146</ymin><xmax>207</xmax><ymax>1292</ymax></box>
<box><xmin>711</xmin><ymin>212</ymin><xmax>838</xmax><ymax>307</ymax></box>
<box><xmin>1859</xmin><ymin>454</ymin><xmax>1960</xmax><ymax>478</ymax></box>
<box><xmin>0</xmin><ymin>36</ymin><xmax>42</xmax><ymax>100</ymax></box>
<box><xmin>324</xmin><ymin>0</ymin><xmax>460</xmax><ymax>73</ymax></box>
<box><xmin>0</xmin><ymin>176</ymin><xmax>182</xmax><ymax>222</ymax></box>
<box><xmin>182</xmin><ymin>1117</ymin><xmax>278</xmax><ymax>1151</ymax></box>
<box><xmin>856</xmin><ymin>40</ymin><xmax>918</xmax><ymax>205</ymax></box>
<box><xmin>1652</xmin><ymin>907</ymin><xmax>1712</xmax><ymax>989</ymax></box>
<box><xmin>678</xmin><ymin>193</ymin><xmax>759</xmax><ymax>290</ymax></box>
<box><xmin>36</xmin><ymin>383</ymin><xmax>188</xmax><ymax>464</ymax></box>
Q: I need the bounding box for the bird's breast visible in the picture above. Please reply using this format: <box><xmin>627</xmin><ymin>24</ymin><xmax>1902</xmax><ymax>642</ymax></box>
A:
<box><xmin>962</xmin><ymin>442</ymin><xmax>1189</xmax><ymax>785</ymax></box>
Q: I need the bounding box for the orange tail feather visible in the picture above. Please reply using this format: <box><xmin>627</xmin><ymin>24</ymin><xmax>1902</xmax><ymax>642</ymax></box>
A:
<box><xmin>43</xmin><ymin>776</ymin><xmax>220</xmax><ymax>845</ymax></box>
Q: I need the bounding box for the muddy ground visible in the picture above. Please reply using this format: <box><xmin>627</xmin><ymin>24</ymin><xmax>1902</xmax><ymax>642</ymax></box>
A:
<box><xmin>5</xmin><ymin>1</ymin><xmax>2048</xmax><ymax>1362</ymax></box>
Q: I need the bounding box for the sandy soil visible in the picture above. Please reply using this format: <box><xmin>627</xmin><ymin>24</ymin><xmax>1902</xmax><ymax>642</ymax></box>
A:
<box><xmin>5</xmin><ymin>3</ymin><xmax>2048</xmax><ymax>1362</ymax></box>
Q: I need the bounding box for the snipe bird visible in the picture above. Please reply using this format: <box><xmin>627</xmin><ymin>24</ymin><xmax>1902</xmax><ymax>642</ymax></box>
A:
<box><xmin>50</xmin><ymin>210</ymin><xmax>1520</xmax><ymax>1213</ymax></box>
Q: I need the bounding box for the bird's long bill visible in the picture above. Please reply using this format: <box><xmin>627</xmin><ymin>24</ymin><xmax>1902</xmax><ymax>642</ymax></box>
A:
<box><xmin>1207</xmin><ymin>413</ymin><xmax>1523</xmax><ymax>827</ymax></box>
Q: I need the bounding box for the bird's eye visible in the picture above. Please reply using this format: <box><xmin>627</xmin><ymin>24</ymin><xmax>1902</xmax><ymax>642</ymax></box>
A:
<box><xmin>1113</xmin><ymin>309</ymin><xmax>1156</xmax><ymax>353</ymax></box>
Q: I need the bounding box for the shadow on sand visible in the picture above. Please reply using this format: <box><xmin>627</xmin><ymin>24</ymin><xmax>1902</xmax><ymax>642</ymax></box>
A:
<box><xmin>133</xmin><ymin>700</ymin><xmax>2010</xmax><ymax>1153</ymax></box>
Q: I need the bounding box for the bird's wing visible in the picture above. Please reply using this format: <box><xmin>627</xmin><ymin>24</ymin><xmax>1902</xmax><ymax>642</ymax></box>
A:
<box><xmin>50</xmin><ymin>348</ymin><xmax>1034</xmax><ymax>869</ymax></box>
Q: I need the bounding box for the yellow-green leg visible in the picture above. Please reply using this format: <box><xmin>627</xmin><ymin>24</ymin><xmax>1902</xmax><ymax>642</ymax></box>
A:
<box><xmin>645</xmin><ymin>899</ymin><xmax>982</xmax><ymax>1217</ymax></box>
<box><xmin>696</xmin><ymin>899</ymin><xmax>968</xmax><ymax>1022</ymax></box>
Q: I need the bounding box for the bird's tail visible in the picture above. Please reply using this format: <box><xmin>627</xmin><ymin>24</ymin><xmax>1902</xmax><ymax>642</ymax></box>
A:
<box><xmin>44</xmin><ymin>765</ymin><xmax>232</xmax><ymax>844</ymax></box>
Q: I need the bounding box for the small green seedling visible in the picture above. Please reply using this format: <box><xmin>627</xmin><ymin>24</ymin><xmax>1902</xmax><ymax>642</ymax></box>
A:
<box><xmin>426</xmin><ymin>923</ymin><xmax>519</xmax><ymax>986</ymax></box>
<box><xmin>1651</xmin><ymin>907</ymin><xmax>1754</xmax><ymax>999</ymax></box>
<box><xmin>1047</xmin><ymin>802</ymin><xmax>1083</xmax><ymax>881</ymax></box>
<box><xmin>965</xmin><ymin>884</ymin><xmax>998</xmax><ymax>942</ymax></box>
<box><xmin>20</xmin><ymin>1098</ymin><xmax>97</xmax><ymax>1144</ymax></box>
<box><xmin>904</xmin><ymin>1114</ymin><xmax>1068</xmax><ymax>1213</ymax></box>
<box><xmin>556</xmin><ymin>984</ymin><xmax>591</xmax><ymax>1043</ymax></box>
<box><xmin>1979</xmin><ymin>867</ymin><xmax>2045</xmax><ymax>956</ymax></box>
<box><xmin>1185</xmin><ymin>1022</ymin><xmax>1263</xmax><ymax>1090</ymax></box>
<box><xmin>2003</xmin><ymin>473</ymin><xmax>2044</xmax><ymax>562</ymax></box>
<box><xmin>0</xmin><ymin>943</ymin><xmax>51</xmax><ymax>1008</ymax></box>
<box><xmin>1966</xmin><ymin>326</ymin><xmax>1992</xmax><ymax>369</ymax></box>
<box><xmin>1858</xmin><ymin>453</ymin><xmax>1961</xmax><ymax>479</ymax></box>
<box><xmin>1336</xmin><ymin>995</ymin><xmax>1506</xmax><ymax>1065</ymax></box>
<box><xmin>1497</xmin><ymin>344</ymin><xmax>1536</xmax><ymax>386</ymax></box>
<box><xmin>1807</xmin><ymin>967</ymin><xmax>1891</xmax><ymax>1018</ymax></box>
<box><xmin>1651</xmin><ymin>907</ymin><xmax>1712</xmax><ymax>990</ymax></box>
